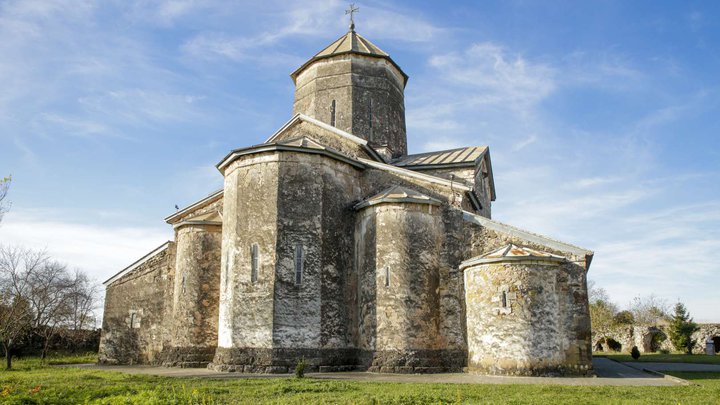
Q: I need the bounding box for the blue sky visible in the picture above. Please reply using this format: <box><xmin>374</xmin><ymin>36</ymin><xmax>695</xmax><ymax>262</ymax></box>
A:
<box><xmin>0</xmin><ymin>0</ymin><xmax>718</xmax><ymax>321</ymax></box>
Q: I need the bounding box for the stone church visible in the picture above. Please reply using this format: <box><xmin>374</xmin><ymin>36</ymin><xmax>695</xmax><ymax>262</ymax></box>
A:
<box><xmin>99</xmin><ymin>24</ymin><xmax>594</xmax><ymax>376</ymax></box>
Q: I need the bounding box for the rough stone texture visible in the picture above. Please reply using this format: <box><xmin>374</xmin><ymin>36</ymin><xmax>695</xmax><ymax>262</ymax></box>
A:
<box><xmin>593</xmin><ymin>323</ymin><xmax>720</xmax><ymax>354</ymax></box>
<box><xmin>100</xmin><ymin>29</ymin><xmax>593</xmax><ymax>376</ymax></box>
<box><xmin>164</xmin><ymin>223</ymin><xmax>222</xmax><ymax>366</ymax></box>
<box><xmin>273</xmin><ymin>119</ymin><xmax>375</xmax><ymax>161</ymax></box>
<box><xmin>293</xmin><ymin>55</ymin><xmax>407</xmax><ymax>158</ymax></box>
<box><xmin>464</xmin><ymin>260</ymin><xmax>590</xmax><ymax>376</ymax></box>
<box><xmin>99</xmin><ymin>243</ymin><xmax>175</xmax><ymax>365</ymax></box>
<box><xmin>356</xmin><ymin>202</ymin><xmax>464</xmax><ymax>372</ymax></box>
<box><xmin>215</xmin><ymin>152</ymin><xmax>280</xmax><ymax>358</ymax></box>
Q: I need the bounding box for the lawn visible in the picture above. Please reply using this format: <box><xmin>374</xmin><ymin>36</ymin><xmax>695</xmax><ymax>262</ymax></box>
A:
<box><xmin>0</xmin><ymin>355</ymin><xmax>719</xmax><ymax>404</ymax></box>
<box><xmin>601</xmin><ymin>352</ymin><xmax>720</xmax><ymax>365</ymax></box>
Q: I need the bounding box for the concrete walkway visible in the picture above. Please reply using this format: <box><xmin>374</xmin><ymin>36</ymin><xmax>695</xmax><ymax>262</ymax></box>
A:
<box><xmin>66</xmin><ymin>358</ymin><xmax>681</xmax><ymax>386</ymax></box>
<box><xmin>623</xmin><ymin>362</ymin><xmax>720</xmax><ymax>373</ymax></box>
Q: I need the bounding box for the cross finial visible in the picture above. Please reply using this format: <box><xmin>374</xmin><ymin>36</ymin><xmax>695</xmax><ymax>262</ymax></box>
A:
<box><xmin>345</xmin><ymin>3</ymin><xmax>359</xmax><ymax>32</ymax></box>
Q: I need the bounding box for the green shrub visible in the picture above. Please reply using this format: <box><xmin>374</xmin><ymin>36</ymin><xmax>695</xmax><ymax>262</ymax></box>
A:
<box><xmin>294</xmin><ymin>356</ymin><xmax>307</xmax><ymax>379</ymax></box>
<box><xmin>631</xmin><ymin>346</ymin><xmax>641</xmax><ymax>360</ymax></box>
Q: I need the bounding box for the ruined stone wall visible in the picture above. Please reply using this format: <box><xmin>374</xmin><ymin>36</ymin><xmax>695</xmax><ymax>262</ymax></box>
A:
<box><xmin>212</xmin><ymin>153</ymin><xmax>279</xmax><ymax>371</ymax></box>
<box><xmin>593</xmin><ymin>323</ymin><xmax>720</xmax><ymax>354</ymax></box>
<box><xmin>98</xmin><ymin>243</ymin><xmax>175</xmax><ymax>365</ymax></box>
<box><xmin>293</xmin><ymin>55</ymin><xmax>407</xmax><ymax>158</ymax></box>
<box><xmin>163</xmin><ymin>224</ymin><xmax>221</xmax><ymax>367</ymax></box>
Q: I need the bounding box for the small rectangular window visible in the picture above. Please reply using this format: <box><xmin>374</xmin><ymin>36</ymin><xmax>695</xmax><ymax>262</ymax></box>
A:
<box><xmin>384</xmin><ymin>266</ymin><xmax>390</xmax><ymax>287</ymax></box>
<box><xmin>330</xmin><ymin>100</ymin><xmax>336</xmax><ymax>127</ymax></box>
<box><xmin>294</xmin><ymin>244</ymin><xmax>304</xmax><ymax>285</ymax></box>
<box><xmin>251</xmin><ymin>244</ymin><xmax>259</xmax><ymax>284</ymax></box>
<box><xmin>502</xmin><ymin>291</ymin><xmax>508</xmax><ymax>308</ymax></box>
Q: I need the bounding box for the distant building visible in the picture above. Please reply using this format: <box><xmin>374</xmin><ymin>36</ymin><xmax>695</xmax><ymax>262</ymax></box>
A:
<box><xmin>99</xmin><ymin>25</ymin><xmax>594</xmax><ymax>376</ymax></box>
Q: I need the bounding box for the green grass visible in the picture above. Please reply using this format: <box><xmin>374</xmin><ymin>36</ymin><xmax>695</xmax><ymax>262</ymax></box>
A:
<box><xmin>1</xmin><ymin>356</ymin><xmax>720</xmax><ymax>404</ymax></box>
<box><xmin>601</xmin><ymin>352</ymin><xmax>720</xmax><ymax>365</ymax></box>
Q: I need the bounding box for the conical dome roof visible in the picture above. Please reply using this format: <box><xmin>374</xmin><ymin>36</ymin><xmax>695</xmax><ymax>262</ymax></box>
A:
<box><xmin>290</xmin><ymin>30</ymin><xmax>408</xmax><ymax>85</ymax></box>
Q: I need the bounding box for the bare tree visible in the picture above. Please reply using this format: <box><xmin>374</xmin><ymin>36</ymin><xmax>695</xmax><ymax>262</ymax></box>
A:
<box><xmin>0</xmin><ymin>175</ymin><xmax>11</xmax><ymax>224</ymax></box>
<box><xmin>27</xmin><ymin>259</ymin><xmax>76</xmax><ymax>360</ymax></box>
<box><xmin>0</xmin><ymin>245</ymin><xmax>100</xmax><ymax>366</ymax></box>
<box><xmin>65</xmin><ymin>270</ymin><xmax>99</xmax><ymax>332</ymax></box>
<box><xmin>629</xmin><ymin>294</ymin><xmax>670</xmax><ymax>325</ymax></box>
<box><xmin>0</xmin><ymin>245</ymin><xmax>47</xmax><ymax>369</ymax></box>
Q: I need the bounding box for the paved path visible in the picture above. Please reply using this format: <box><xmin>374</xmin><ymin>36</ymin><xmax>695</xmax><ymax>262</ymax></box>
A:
<box><xmin>66</xmin><ymin>358</ymin><xmax>681</xmax><ymax>386</ymax></box>
<box><xmin>623</xmin><ymin>362</ymin><xmax>720</xmax><ymax>373</ymax></box>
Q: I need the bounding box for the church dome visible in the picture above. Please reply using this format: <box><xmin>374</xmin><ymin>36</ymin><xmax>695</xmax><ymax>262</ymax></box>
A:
<box><xmin>290</xmin><ymin>30</ymin><xmax>408</xmax><ymax>86</ymax></box>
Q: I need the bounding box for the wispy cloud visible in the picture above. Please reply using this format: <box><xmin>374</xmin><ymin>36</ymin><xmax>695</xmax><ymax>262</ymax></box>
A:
<box><xmin>0</xmin><ymin>209</ymin><xmax>171</xmax><ymax>283</ymax></box>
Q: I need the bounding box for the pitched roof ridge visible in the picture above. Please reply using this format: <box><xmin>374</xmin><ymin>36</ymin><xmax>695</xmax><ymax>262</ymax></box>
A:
<box><xmin>398</xmin><ymin>145</ymin><xmax>487</xmax><ymax>159</ymax></box>
<box><xmin>462</xmin><ymin>211</ymin><xmax>594</xmax><ymax>264</ymax></box>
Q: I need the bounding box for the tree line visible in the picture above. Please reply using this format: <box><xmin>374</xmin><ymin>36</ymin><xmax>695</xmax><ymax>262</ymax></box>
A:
<box><xmin>0</xmin><ymin>245</ymin><xmax>100</xmax><ymax>369</ymax></box>
<box><xmin>589</xmin><ymin>281</ymin><xmax>700</xmax><ymax>354</ymax></box>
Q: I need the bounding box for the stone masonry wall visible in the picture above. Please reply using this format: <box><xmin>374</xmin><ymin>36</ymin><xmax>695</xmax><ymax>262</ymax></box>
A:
<box><xmin>357</xmin><ymin>202</ymin><xmax>464</xmax><ymax>373</ymax></box>
<box><xmin>163</xmin><ymin>224</ymin><xmax>222</xmax><ymax>367</ymax></box>
<box><xmin>99</xmin><ymin>243</ymin><xmax>175</xmax><ymax>365</ymax></box>
<box><xmin>293</xmin><ymin>55</ymin><xmax>407</xmax><ymax>158</ymax></box>
<box><xmin>463</xmin><ymin>221</ymin><xmax>593</xmax><ymax>375</ymax></box>
<box><xmin>465</xmin><ymin>261</ymin><xmax>576</xmax><ymax>376</ymax></box>
<box><xmin>212</xmin><ymin>152</ymin><xmax>279</xmax><ymax>371</ymax></box>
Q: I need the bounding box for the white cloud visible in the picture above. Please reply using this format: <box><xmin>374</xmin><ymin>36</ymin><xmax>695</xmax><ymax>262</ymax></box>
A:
<box><xmin>0</xmin><ymin>209</ymin><xmax>171</xmax><ymax>283</ymax></box>
<box><xmin>429</xmin><ymin>42</ymin><xmax>557</xmax><ymax>110</ymax></box>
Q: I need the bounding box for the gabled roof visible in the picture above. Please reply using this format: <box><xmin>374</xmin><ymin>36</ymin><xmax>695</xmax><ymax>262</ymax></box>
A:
<box><xmin>217</xmin><ymin>132</ymin><xmax>367</xmax><ymax>173</ymax></box>
<box><xmin>173</xmin><ymin>210</ymin><xmax>222</xmax><ymax>229</ymax></box>
<box><xmin>263</xmin><ymin>113</ymin><xmax>385</xmax><ymax>162</ymax></box>
<box><xmin>393</xmin><ymin>146</ymin><xmax>488</xmax><ymax>168</ymax></box>
<box><xmin>354</xmin><ymin>185</ymin><xmax>441</xmax><ymax>210</ymax></box>
<box><xmin>392</xmin><ymin>146</ymin><xmax>496</xmax><ymax>202</ymax></box>
<box><xmin>462</xmin><ymin>211</ymin><xmax>594</xmax><ymax>269</ymax></box>
<box><xmin>460</xmin><ymin>244</ymin><xmax>566</xmax><ymax>269</ymax></box>
<box><xmin>103</xmin><ymin>241</ymin><xmax>172</xmax><ymax>286</ymax></box>
<box><xmin>290</xmin><ymin>30</ymin><xmax>408</xmax><ymax>86</ymax></box>
<box><xmin>165</xmin><ymin>189</ymin><xmax>223</xmax><ymax>225</ymax></box>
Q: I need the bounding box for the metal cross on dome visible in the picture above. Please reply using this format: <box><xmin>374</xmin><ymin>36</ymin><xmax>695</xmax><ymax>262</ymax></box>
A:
<box><xmin>346</xmin><ymin>3</ymin><xmax>359</xmax><ymax>32</ymax></box>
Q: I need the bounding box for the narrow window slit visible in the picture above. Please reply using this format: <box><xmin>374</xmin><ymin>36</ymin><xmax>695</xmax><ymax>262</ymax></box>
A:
<box><xmin>294</xmin><ymin>244</ymin><xmax>304</xmax><ymax>285</ymax></box>
<box><xmin>502</xmin><ymin>291</ymin><xmax>508</xmax><ymax>308</ymax></box>
<box><xmin>384</xmin><ymin>266</ymin><xmax>390</xmax><ymax>287</ymax></box>
<box><xmin>330</xmin><ymin>100</ymin><xmax>336</xmax><ymax>127</ymax></box>
<box><xmin>251</xmin><ymin>244</ymin><xmax>259</xmax><ymax>284</ymax></box>
<box><xmin>368</xmin><ymin>99</ymin><xmax>373</xmax><ymax>140</ymax></box>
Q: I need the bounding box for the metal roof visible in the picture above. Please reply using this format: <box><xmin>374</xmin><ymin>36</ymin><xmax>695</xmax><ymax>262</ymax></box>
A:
<box><xmin>290</xmin><ymin>31</ymin><xmax>408</xmax><ymax>85</ymax></box>
<box><xmin>393</xmin><ymin>146</ymin><xmax>488</xmax><ymax>168</ymax></box>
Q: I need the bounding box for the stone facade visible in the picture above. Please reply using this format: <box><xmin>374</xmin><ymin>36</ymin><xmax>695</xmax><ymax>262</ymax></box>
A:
<box><xmin>99</xmin><ymin>28</ymin><xmax>594</xmax><ymax>376</ymax></box>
